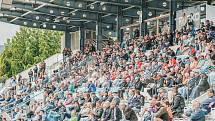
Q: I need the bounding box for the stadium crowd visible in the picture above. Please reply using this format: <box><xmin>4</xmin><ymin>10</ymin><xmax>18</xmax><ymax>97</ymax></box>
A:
<box><xmin>0</xmin><ymin>19</ymin><xmax>215</xmax><ymax>121</ymax></box>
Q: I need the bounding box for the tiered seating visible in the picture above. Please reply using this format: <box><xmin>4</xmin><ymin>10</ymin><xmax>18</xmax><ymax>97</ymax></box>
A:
<box><xmin>1</xmin><ymin>21</ymin><xmax>215</xmax><ymax>121</ymax></box>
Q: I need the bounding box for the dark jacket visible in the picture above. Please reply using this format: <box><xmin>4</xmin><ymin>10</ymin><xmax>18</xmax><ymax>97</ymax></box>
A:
<box><xmin>110</xmin><ymin>106</ymin><xmax>122</xmax><ymax>121</ymax></box>
<box><xmin>101</xmin><ymin>108</ymin><xmax>111</xmax><ymax>121</ymax></box>
<box><xmin>123</xmin><ymin>106</ymin><xmax>138</xmax><ymax>121</ymax></box>
<box><xmin>154</xmin><ymin>107</ymin><xmax>169</xmax><ymax>121</ymax></box>
<box><xmin>171</xmin><ymin>94</ymin><xmax>185</xmax><ymax>114</ymax></box>
<box><xmin>94</xmin><ymin>108</ymin><xmax>103</xmax><ymax>119</ymax></box>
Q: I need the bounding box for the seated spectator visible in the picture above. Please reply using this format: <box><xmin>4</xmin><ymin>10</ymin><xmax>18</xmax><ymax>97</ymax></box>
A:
<box><xmin>110</xmin><ymin>101</ymin><xmax>122</xmax><ymax>121</ymax></box>
<box><xmin>171</xmin><ymin>87</ymin><xmax>185</xmax><ymax>117</ymax></box>
<box><xmin>119</xmin><ymin>101</ymin><xmax>138</xmax><ymax>121</ymax></box>
<box><xmin>202</xmin><ymin>88</ymin><xmax>215</xmax><ymax>114</ymax></box>
<box><xmin>190</xmin><ymin>74</ymin><xmax>210</xmax><ymax>99</ymax></box>
<box><xmin>154</xmin><ymin>102</ymin><xmax>170</xmax><ymax>121</ymax></box>
<box><xmin>101</xmin><ymin>101</ymin><xmax>111</xmax><ymax>121</ymax></box>
<box><xmin>190</xmin><ymin>101</ymin><xmax>205</xmax><ymax>121</ymax></box>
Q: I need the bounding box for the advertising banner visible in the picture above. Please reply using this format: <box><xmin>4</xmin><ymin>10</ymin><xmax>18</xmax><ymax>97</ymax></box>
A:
<box><xmin>206</xmin><ymin>5</ymin><xmax>215</xmax><ymax>24</ymax></box>
<box><xmin>176</xmin><ymin>5</ymin><xmax>201</xmax><ymax>30</ymax></box>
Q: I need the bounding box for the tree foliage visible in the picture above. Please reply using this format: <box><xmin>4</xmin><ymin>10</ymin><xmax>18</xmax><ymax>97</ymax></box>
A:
<box><xmin>0</xmin><ymin>27</ymin><xmax>63</xmax><ymax>78</ymax></box>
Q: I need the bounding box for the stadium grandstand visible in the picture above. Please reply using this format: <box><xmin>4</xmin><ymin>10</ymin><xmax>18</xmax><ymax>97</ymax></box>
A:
<box><xmin>0</xmin><ymin>0</ymin><xmax>215</xmax><ymax>120</ymax></box>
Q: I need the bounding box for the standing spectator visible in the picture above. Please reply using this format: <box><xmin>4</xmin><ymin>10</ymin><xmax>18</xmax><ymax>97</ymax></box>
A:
<box><xmin>88</xmin><ymin>81</ymin><xmax>96</xmax><ymax>93</ymax></box>
<box><xmin>33</xmin><ymin>65</ymin><xmax>38</xmax><ymax>81</ymax></box>
<box><xmin>28</xmin><ymin>69</ymin><xmax>33</xmax><ymax>82</ymax></box>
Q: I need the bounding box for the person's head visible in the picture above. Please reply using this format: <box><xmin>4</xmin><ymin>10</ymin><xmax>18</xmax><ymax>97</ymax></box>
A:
<box><xmin>207</xmin><ymin>88</ymin><xmax>215</xmax><ymax>97</ymax></box>
<box><xmin>119</xmin><ymin>101</ymin><xmax>127</xmax><ymax>110</ymax></box>
<box><xmin>192</xmin><ymin>100</ymin><xmax>201</xmax><ymax>110</ymax></box>
<box><xmin>112</xmin><ymin>91</ymin><xmax>118</xmax><ymax>97</ymax></box>
<box><xmin>103</xmin><ymin>101</ymin><xmax>110</xmax><ymax>109</ymax></box>
<box><xmin>159</xmin><ymin>89</ymin><xmax>165</xmax><ymax>97</ymax></box>
<box><xmin>96</xmin><ymin>101</ymin><xmax>102</xmax><ymax>107</ymax></box>
<box><xmin>135</xmin><ymin>90</ymin><xmax>141</xmax><ymax>95</ymax></box>
<box><xmin>110</xmin><ymin>101</ymin><xmax>117</xmax><ymax>108</ymax></box>
<box><xmin>155</xmin><ymin>102</ymin><xmax>161</xmax><ymax>109</ymax></box>
<box><xmin>70</xmin><ymin>110</ymin><xmax>77</xmax><ymax>117</ymax></box>
<box><xmin>172</xmin><ymin>86</ymin><xmax>178</xmax><ymax>96</ymax></box>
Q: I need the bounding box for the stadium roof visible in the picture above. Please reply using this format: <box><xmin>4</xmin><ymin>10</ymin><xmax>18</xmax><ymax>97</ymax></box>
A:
<box><xmin>0</xmin><ymin>0</ymin><xmax>209</xmax><ymax>32</ymax></box>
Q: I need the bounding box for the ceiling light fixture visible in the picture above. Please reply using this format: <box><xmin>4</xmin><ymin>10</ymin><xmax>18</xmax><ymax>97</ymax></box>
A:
<box><xmin>53</xmin><ymin>25</ymin><xmax>56</xmax><ymax>29</ymax></box>
<box><xmin>71</xmin><ymin>12</ymin><xmax>76</xmax><ymax>16</ymax></box>
<box><xmin>66</xmin><ymin>2</ymin><xmax>70</xmax><ymax>6</ymax></box>
<box><xmin>148</xmin><ymin>12</ymin><xmax>152</xmax><ymax>16</ymax></box>
<box><xmin>83</xmin><ymin>13</ymin><xmax>87</xmax><ymax>18</ymax></box>
<box><xmin>102</xmin><ymin>6</ymin><xmax>107</xmax><ymax>11</ymax></box>
<box><xmin>162</xmin><ymin>2</ymin><xmax>167</xmax><ymax>7</ymax></box>
<box><xmin>36</xmin><ymin>16</ymin><xmax>39</xmax><ymax>20</ymax></box>
<box><xmin>61</xmin><ymin>11</ymin><xmax>65</xmax><ymax>15</ymax></box>
<box><xmin>78</xmin><ymin>3</ymin><xmax>83</xmax><ymax>8</ymax></box>
<box><xmin>33</xmin><ymin>23</ymin><xmax>37</xmax><ymax>26</ymax></box>
<box><xmin>46</xmin><ymin>18</ymin><xmax>50</xmax><ymax>21</ymax></box>
<box><xmin>43</xmin><ymin>23</ymin><xmax>46</xmax><ymax>28</ymax></box>
<box><xmin>50</xmin><ymin>10</ymin><xmax>54</xmax><ymax>14</ymax></box>
<box><xmin>90</xmin><ymin>5</ymin><xmax>95</xmax><ymax>9</ymax></box>
<box><xmin>24</xmin><ymin>22</ymin><xmax>27</xmax><ymax>25</ymax></box>
<box><xmin>100</xmin><ymin>2</ymin><xmax>105</xmax><ymax>6</ymax></box>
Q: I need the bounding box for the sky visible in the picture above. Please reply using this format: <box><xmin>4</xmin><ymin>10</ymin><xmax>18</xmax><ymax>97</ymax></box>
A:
<box><xmin>0</xmin><ymin>22</ymin><xmax>20</xmax><ymax>45</ymax></box>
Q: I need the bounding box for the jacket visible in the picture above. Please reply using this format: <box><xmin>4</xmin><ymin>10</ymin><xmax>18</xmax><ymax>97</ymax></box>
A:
<box><xmin>190</xmin><ymin>108</ymin><xmax>205</xmax><ymax>121</ymax></box>
<box><xmin>154</xmin><ymin>107</ymin><xmax>169</xmax><ymax>121</ymax></box>
<box><xmin>101</xmin><ymin>108</ymin><xmax>111</xmax><ymax>121</ymax></box>
<box><xmin>171</xmin><ymin>94</ymin><xmax>185</xmax><ymax>114</ymax></box>
<box><xmin>123</xmin><ymin>106</ymin><xmax>138</xmax><ymax>121</ymax></box>
<box><xmin>110</xmin><ymin>106</ymin><xmax>122</xmax><ymax>121</ymax></box>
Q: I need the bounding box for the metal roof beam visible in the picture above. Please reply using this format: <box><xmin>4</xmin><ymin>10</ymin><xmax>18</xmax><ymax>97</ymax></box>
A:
<box><xmin>33</xmin><ymin>0</ymin><xmax>139</xmax><ymax>18</ymax></box>
<box><xmin>83</xmin><ymin>0</ymin><xmax>141</xmax><ymax>7</ymax></box>
<box><xmin>11</xmin><ymin>2</ymin><xmax>134</xmax><ymax>25</ymax></box>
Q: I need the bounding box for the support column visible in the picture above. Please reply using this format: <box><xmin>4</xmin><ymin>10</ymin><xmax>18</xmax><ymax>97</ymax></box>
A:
<box><xmin>64</xmin><ymin>30</ymin><xmax>71</xmax><ymax>49</ymax></box>
<box><xmin>96</xmin><ymin>14</ymin><xmax>102</xmax><ymax>50</ymax></box>
<box><xmin>79</xmin><ymin>23</ymin><xmax>85</xmax><ymax>52</ymax></box>
<box><xmin>140</xmin><ymin>0</ymin><xmax>148</xmax><ymax>37</ymax></box>
<box><xmin>117</xmin><ymin>6</ymin><xmax>123</xmax><ymax>43</ymax></box>
<box><xmin>170</xmin><ymin>0</ymin><xmax>177</xmax><ymax>33</ymax></box>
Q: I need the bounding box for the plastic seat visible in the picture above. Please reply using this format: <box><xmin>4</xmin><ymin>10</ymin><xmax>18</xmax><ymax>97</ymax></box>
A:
<box><xmin>173</xmin><ymin>118</ymin><xmax>184</xmax><ymax>121</ymax></box>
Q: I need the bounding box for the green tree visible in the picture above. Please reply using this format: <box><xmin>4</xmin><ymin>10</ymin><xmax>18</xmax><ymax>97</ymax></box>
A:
<box><xmin>0</xmin><ymin>27</ymin><xmax>62</xmax><ymax>78</ymax></box>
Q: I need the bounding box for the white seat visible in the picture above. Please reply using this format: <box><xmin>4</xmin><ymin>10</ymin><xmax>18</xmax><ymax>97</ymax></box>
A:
<box><xmin>173</xmin><ymin>118</ymin><xmax>184</xmax><ymax>121</ymax></box>
<box><xmin>211</xmin><ymin>108</ymin><xmax>215</xmax><ymax>115</ymax></box>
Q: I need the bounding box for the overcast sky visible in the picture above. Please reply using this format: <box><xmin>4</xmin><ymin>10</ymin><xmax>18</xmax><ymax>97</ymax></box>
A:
<box><xmin>0</xmin><ymin>22</ymin><xmax>19</xmax><ymax>45</ymax></box>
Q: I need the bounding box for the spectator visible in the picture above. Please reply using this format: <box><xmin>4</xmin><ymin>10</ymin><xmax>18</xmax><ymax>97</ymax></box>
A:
<box><xmin>190</xmin><ymin>101</ymin><xmax>205</xmax><ymax>121</ymax></box>
<box><xmin>154</xmin><ymin>102</ymin><xmax>169</xmax><ymax>121</ymax></box>
<box><xmin>171</xmin><ymin>87</ymin><xmax>185</xmax><ymax>117</ymax></box>
<box><xmin>109</xmin><ymin>101</ymin><xmax>122</xmax><ymax>121</ymax></box>
<box><xmin>202</xmin><ymin>88</ymin><xmax>215</xmax><ymax>114</ymax></box>
<box><xmin>28</xmin><ymin>69</ymin><xmax>33</xmax><ymax>82</ymax></box>
<box><xmin>119</xmin><ymin>101</ymin><xmax>138</xmax><ymax>121</ymax></box>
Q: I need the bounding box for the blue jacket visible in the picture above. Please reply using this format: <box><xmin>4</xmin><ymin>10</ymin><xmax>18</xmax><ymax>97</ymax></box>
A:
<box><xmin>202</xmin><ymin>96</ymin><xmax>215</xmax><ymax>113</ymax></box>
<box><xmin>190</xmin><ymin>108</ymin><xmax>205</xmax><ymax>121</ymax></box>
<box><xmin>88</xmin><ymin>83</ymin><xmax>96</xmax><ymax>92</ymax></box>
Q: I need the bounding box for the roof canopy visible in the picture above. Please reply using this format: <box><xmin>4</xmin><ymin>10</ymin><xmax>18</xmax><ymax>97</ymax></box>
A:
<box><xmin>0</xmin><ymin>0</ymin><xmax>207</xmax><ymax>32</ymax></box>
